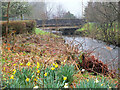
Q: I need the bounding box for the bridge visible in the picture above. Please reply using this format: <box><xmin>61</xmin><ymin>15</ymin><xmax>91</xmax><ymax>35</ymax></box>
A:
<box><xmin>39</xmin><ymin>26</ymin><xmax>79</xmax><ymax>35</ymax></box>
<box><xmin>36</xmin><ymin>19</ymin><xmax>86</xmax><ymax>35</ymax></box>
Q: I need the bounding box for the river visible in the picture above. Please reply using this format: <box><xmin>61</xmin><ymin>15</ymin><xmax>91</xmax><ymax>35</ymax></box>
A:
<box><xmin>44</xmin><ymin>29</ymin><xmax>119</xmax><ymax>70</ymax></box>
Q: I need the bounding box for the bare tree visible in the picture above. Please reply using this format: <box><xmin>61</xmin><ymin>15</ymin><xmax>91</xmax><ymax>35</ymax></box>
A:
<box><xmin>44</xmin><ymin>2</ymin><xmax>55</xmax><ymax>19</ymax></box>
<box><xmin>53</xmin><ymin>4</ymin><xmax>66</xmax><ymax>19</ymax></box>
<box><xmin>85</xmin><ymin>2</ymin><xmax>118</xmax><ymax>24</ymax></box>
<box><xmin>84</xmin><ymin>2</ymin><xmax>119</xmax><ymax>44</ymax></box>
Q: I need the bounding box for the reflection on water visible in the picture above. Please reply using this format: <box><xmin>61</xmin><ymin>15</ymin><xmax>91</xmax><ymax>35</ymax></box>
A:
<box><xmin>63</xmin><ymin>36</ymin><xmax>119</xmax><ymax>70</ymax></box>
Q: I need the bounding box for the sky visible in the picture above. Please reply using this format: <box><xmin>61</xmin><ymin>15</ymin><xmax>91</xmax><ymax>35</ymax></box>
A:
<box><xmin>45</xmin><ymin>0</ymin><xmax>90</xmax><ymax>18</ymax></box>
<box><xmin>9</xmin><ymin>0</ymin><xmax>117</xmax><ymax>18</ymax></box>
<box><xmin>27</xmin><ymin>0</ymin><xmax>90</xmax><ymax>18</ymax></box>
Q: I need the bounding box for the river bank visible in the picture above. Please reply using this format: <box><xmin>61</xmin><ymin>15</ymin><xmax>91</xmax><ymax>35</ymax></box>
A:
<box><xmin>43</xmin><ymin>29</ymin><xmax>119</xmax><ymax>71</ymax></box>
<box><xmin>1</xmin><ymin>28</ymin><xmax>118</xmax><ymax>88</ymax></box>
<box><xmin>63</xmin><ymin>36</ymin><xmax>119</xmax><ymax>70</ymax></box>
<box><xmin>75</xmin><ymin>22</ymin><xmax>120</xmax><ymax>47</ymax></box>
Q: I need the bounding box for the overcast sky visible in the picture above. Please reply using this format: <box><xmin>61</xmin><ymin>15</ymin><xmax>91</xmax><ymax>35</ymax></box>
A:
<box><xmin>27</xmin><ymin>0</ymin><xmax>90</xmax><ymax>18</ymax></box>
<box><xmin>45</xmin><ymin>0</ymin><xmax>90</xmax><ymax>18</ymax></box>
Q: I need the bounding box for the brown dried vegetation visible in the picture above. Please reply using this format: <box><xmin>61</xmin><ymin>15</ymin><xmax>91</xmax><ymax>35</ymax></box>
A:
<box><xmin>2</xmin><ymin>33</ymin><xmax>117</xmax><ymax>78</ymax></box>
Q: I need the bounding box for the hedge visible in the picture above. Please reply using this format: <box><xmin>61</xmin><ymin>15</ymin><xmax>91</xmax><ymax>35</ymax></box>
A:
<box><xmin>0</xmin><ymin>20</ymin><xmax>36</xmax><ymax>36</ymax></box>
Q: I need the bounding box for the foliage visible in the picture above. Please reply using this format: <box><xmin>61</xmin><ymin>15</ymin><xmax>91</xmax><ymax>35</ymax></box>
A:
<box><xmin>1</xmin><ymin>20</ymin><xmax>36</xmax><ymax>36</ymax></box>
<box><xmin>76</xmin><ymin>23</ymin><xmax>95</xmax><ymax>32</ymax></box>
<box><xmin>76</xmin><ymin>22</ymin><xmax>120</xmax><ymax>46</ymax></box>
<box><xmin>2</xmin><ymin>64</ymin><xmax>75</xmax><ymax>88</ymax></box>
<box><xmin>2</xmin><ymin>62</ymin><xmax>117</xmax><ymax>88</ymax></box>
<box><xmin>83</xmin><ymin>2</ymin><xmax>119</xmax><ymax>46</ymax></box>
<box><xmin>2</xmin><ymin>67</ymin><xmax>37</xmax><ymax>88</ymax></box>
<box><xmin>56</xmin><ymin>64</ymin><xmax>77</xmax><ymax>85</ymax></box>
<box><xmin>75</xmin><ymin>76</ymin><xmax>117</xmax><ymax>88</ymax></box>
<box><xmin>38</xmin><ymin>66</ymin><xmax>67</xmax><ymax>88</ymax></box>
<box><xmin>1</xmin><ymin>2</ymin><xmax>32</xmax><ymax>20</ymax></box>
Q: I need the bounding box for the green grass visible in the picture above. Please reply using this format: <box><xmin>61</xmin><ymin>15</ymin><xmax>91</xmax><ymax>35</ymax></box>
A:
<box><xmin>35</xmin><ymin>28</ymin><xmax>59</xmax><ymax>37</ymax></box>
<box><xmin>35</xmin><ymin>28</ymin><xmax>50</xmax><ymax>35</ymax></box>
<box><xmin>77</xmin><ymin>23</ymin><xmax>95</xmax><ymax>31</ymax></box>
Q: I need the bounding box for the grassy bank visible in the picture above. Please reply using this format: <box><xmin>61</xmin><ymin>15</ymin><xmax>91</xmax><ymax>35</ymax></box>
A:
<box><xmin>77</xmin><ymin>23</ymin><xmax>95</xmax><ymax>32</ymax></box>
<box><xmin>35</xmin><ymin>28</ymin><xmax>59</xmax><ymax>37</ymax></box>
<box><xmin>1</xmin><ymin>28</ymin><xmax>118</xmax><ymax>88</ymax></box>
<box><xmin>35</xmin><ymin>28</ymin><xmax>50</xmax><ymax>35</ymax></box>
<box><xmin>75</xmin><ymin>22</ymin><xmax>120</xmax><ymax>46</ymax></box>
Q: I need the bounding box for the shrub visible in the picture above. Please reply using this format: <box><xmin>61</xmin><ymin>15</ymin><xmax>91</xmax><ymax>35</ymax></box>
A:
<box><xmin>0</xmin><ymin>20</ymin><xmax>36</xmax><ymax>36</ymax></box>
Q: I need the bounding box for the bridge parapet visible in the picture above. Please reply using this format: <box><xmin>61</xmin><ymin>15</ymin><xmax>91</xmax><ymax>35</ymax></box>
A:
<box><xmin>37</xmin><ymin>19</ymin><xmax>86</xmax><ymax>35</ymax></box>
<box><xmin>36</xmin><ymin>19</ymin><xmax>86</xmax><ymax>27</ymax></box>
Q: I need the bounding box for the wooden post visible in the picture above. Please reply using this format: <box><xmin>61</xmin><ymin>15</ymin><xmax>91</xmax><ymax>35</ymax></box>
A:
<box><xmin>21</xmin><ymin>14</ymin><xmax>23</xmax><ymax>20</ymax></box>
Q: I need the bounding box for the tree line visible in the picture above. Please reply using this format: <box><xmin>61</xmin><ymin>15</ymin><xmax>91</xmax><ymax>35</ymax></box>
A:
<box><xmin>0</xmin><ymin>1</ymin><xmax>77</xmax><ymax>21</ymax></box>
<box><xmin>84</xmin><ymin>2</ymin><xmax>118</xmax><ymax>25</ymax></box>
<box><xmin>84</xmin><ymin>1</ymin><xmax>120</xmax><ymax>46</ymax></box>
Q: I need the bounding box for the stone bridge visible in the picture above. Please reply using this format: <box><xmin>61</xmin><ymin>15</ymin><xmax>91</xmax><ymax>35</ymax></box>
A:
<box><xmin>36</xmin><ymin>19</ymin><xmax>86</xmax><ymax>35</ymax></box>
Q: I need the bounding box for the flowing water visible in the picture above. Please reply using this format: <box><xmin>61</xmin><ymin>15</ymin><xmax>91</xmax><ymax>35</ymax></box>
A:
<box><xmin>44</xmin><ymin>29</ymin><xmax>119</xmax><ymax>70</ymax></box>
<box><xmin>63</xmin><ymin>36</ymin><xmax>119</xmax><ymax>70</ymax></box>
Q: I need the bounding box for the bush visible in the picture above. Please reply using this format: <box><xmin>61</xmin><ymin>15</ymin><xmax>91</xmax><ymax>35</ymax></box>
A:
<box><xmin>0</xmin><ymin>20</ymin><xmax>36</xmax><ymax>36</ymax></box>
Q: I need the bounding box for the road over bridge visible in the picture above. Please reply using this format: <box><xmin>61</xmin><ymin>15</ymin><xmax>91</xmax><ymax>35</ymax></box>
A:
<box><xmin>36</xmin><ymin>19</ymin><xmax>86</xmax><ymax>35</ymax></box>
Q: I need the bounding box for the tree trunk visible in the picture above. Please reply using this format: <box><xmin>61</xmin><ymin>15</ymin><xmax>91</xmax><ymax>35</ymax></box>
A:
<box><xmin>118</xmin><ymin>2</ymin><xmax>120</xmax><ymax>29</ymax></box>
<box><xmin>6</xmin><ymin>2</ymin><xmax>10</xmax><ymax>43</ymax></box>
<box><xmin>118</xmin><ymin>1</ymin><xmax>120</xmax><ymax>89</ymax></box>
<box><xmin>21</xmin><ymin>14</ymin><xmax>23</xmax><ymax>20</ymax></box>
